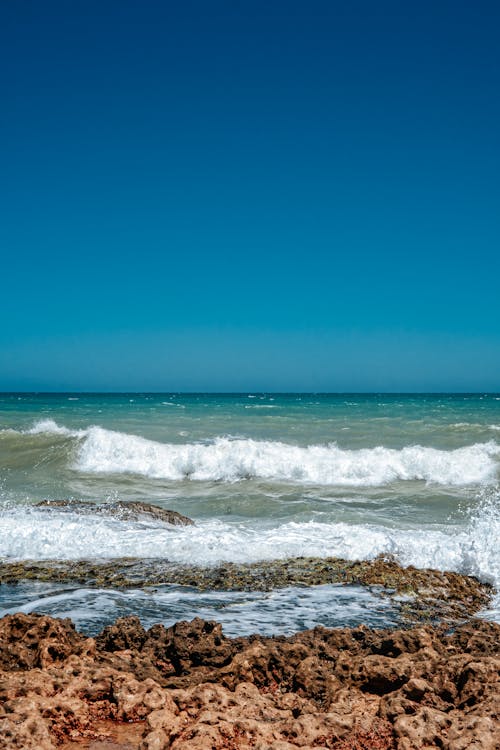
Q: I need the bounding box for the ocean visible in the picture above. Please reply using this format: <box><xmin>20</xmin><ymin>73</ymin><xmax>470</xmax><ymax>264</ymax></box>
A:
<box><xmin>0</xmin><ymin>392</ymin><xmax>499</xmax><ymax>634</ymax></box>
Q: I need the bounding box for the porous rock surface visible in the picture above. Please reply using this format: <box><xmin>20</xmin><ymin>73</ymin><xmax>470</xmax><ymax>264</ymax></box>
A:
<box><xmin>0</xmin><ymin>613</ymin><xmax>498</xmax><ymax>749</ymax></box>
<box><xmin>35</xmin><ymin>500</ymin><xmax>194</xmax><ymax>526</ymax></box>
<box><xmin>0</xmin><ymin>556</ymin><xmax>491</xmax><ymax>630</ymax></box>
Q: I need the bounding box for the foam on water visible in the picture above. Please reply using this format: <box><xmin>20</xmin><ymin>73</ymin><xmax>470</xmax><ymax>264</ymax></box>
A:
<box><xmin>0</xmin><ymin>583</ymin><xmax>400</xmax><ymax>636</ymax></box>
<box><xmin>2</xmin><ymin>401</ymin><xmax>499</xmax><ymax>628</ymax></box>
<box><xmin>0</xmin><ymin>511</ymin><xmax>471</xmax><ymax>568</ymax></box>
<box><xmin>0</xmin><ymin>490</ymin><xmax>498</xmax><ymax>605</ymax></box>
<box><xmin>25</xmin><ymin>419</ymin><xmax>83</xmax><ymax>437</ymax></box>
<box><xmin>69</xmin><ymin>425</ymin><xmax>500</xmax><ymax>487</ymax></box>
<box><xmin>6</xmin><ymin>420</ymin><xmax>498</xmax><ymax>489</ymax></box>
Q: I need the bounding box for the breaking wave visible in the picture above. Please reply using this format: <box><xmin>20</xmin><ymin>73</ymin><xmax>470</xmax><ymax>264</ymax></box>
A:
<box><xmin>26</xmin><ymin>419</ymin><xmax>83</xmax><ymax>437</ymax></box>
<box><xmin>0</xmin><ymin>489</ymin><xmax>498</xmax><ymax>600</ymax></box>
<box><xmin>4</xmin><ymin>419</ymin><xmax>499</xmax><ymax>487</ymax></box>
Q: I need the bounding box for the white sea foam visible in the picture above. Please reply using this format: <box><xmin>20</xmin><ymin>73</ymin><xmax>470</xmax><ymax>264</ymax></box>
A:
<box><xmin>450</xmin><ymin>422</ymin><xmax>500</xmax><ymax>432</ymax></box>
<box><xmin>0</xmin><ymin>493</ymin><xmax>498</xmax><ymax>607</ymax></box>
<box><xmin>0</xmin><ymin>584</ymin><xmax>400</xmax><ymax>635</ymax></box>
<box><xmin>5</xmin><ymin>420</ymin><xmax>499</xmax><ymax>488</ymax></box>
<box><xmin>72</xmin><ymin>426</ymin><xmax>499</xmax><ymax>487</ymax></box>
<box><xmin>0</xmin><ymin>510</ymin><xmax>476</xmax><ymax>566</ymax></box>
<box><xmin>25</xmin><ymin>419</ymin><xmax>83</xmax><ymax>437</ymax></box>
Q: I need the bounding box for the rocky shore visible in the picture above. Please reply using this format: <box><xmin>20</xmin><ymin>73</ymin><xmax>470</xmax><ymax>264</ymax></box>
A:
<box><xmin>1</xmin><ymin>512</ymin><xmax>498</xmax><ymax>750</ymax></box>
<box><xmin>0</xmin><ymin>555</ymin><xmax>493</xmax><ymax>629</ymax></box>
<box><xmin>0</xmin><ymin>611</ymin><xmax>499</xmax><ymax>749</ymax></box>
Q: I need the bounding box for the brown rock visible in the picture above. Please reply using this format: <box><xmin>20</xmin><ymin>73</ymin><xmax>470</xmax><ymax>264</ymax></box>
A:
<box><xmin>36</xmin><ymin>500</ymin><xmax>194</xmax><ymax>526</ymax></box>
<box><xmin>0</xmin><ymin>613</ymin><xmax>93</xmax><ymax>671</ymax></box>
<box><xmin>110</xmin><ymin>501</ymin><xmax>194</xmax><ymax>526</ymax></box>
<box><xmin>96</xmin><ymin>617</ymin><xmax>148</xmax><ymax>653</ymax></box>
<box><xmin>0</xmin><ymin>614</ymin><xmax>499</xmax><ymax>750</ymax></box>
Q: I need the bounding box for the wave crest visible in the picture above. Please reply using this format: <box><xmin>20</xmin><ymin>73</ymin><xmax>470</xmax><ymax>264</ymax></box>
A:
<box><xmin>4</xmin><ymin>420</ymin><xmax>499</xmax><ymax>488</ymax></box>
<box><xmin>73</xmin><ymin>426</ymin><xmax>499</xmax><ymax>487</ymax></box>
<box><xmin>26</xmin><ymin>419</ymin><xmax>83</xmax><ymax>437</ymax></box>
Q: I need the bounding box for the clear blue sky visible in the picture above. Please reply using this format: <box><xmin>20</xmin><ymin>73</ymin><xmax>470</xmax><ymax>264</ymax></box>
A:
<box><xmin>1</xmin><ymin>0</ymin><xmax>499</xmax><ymax>391</ymax></box>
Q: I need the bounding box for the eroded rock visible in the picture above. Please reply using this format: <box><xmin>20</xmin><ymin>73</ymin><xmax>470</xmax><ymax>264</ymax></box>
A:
<box><xmin>0</xmin><ymin>556</ymin><xmax>492</xmax><ymax>628</ymax></box>
<box><xmin>35</xmin><ymin>499</ymin><xmax>194</xmax><ymax>526</ymax></box>
<box><xmin>0</xmin><ymin>613</ymin><xmax>93</xmax><ymax>671</ymax></box>
<box><xmin>0</xmin><ymin>613</ymin><xmax>498</xmax><ymax>749</ymax></box>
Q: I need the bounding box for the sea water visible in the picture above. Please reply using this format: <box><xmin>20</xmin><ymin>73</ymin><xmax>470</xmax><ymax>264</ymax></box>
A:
<box><xmin>0</xmin><ymin>393</ymin><xmax>499</xmax><ymax>631</ymax></box>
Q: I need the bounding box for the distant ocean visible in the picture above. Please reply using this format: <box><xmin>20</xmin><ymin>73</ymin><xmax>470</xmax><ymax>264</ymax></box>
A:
<box><xmin>1</xmin><ymin>393</ymin><xmax>499</xmax><ymax>634</ymax></box>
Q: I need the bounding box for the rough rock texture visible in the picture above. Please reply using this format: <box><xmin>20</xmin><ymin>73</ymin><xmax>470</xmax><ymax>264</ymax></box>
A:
<box><xmin>0</xmin><ymin>556</ymin><xmax>492</xmax><ymax>626</ymax></box>
<box><xmin>0</xmin><ymin>613</ymin><xmax>95</xmax><ymax>671</ymax></box>
<box><xmin>0</xmin><ymin>613</ymin><xmax>499</xmax><ymax>749</ymax></box>
<box><xmin>35</xmin><ymin>500</ymin><xmax>194</xmax><ymax>526</ymax></box>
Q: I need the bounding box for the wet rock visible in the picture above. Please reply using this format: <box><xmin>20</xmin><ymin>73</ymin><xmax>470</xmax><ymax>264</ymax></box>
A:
<box><xmin>0</xmin><ymin>556</ymin><xmax>493</xmax><ymax>628</ymax></box>
<box><xmin>109</xmin><ymin>501</ymin><xmax>194</xmax><ymax>526</ymax></box>
<box><xmin>35</xmin><ymin>499</ymin><xmax>194</xmax><ymax>526</ymax></box>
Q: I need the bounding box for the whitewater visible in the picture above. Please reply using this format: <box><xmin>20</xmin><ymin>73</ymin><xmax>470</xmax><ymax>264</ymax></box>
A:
<box><xmin>1</xmin><ymin>392</ymin><xmax>499</xmax><ymax>629</ymax></box>
<box><xmin>8</xmin><ymin>418</ymin><xmax>500</xmax><ymax>486</ymax></box>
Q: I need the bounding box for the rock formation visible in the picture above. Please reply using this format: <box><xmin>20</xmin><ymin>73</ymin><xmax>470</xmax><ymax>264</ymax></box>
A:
<box><xmin>0</xmin><ymin>613</ymin><xmax>498</xmax><ymax>749</ymax></box>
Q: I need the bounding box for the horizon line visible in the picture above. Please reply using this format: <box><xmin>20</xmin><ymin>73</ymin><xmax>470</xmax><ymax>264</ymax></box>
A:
<box><xmin>1</xmin><ymin>391</ymin><xmax>499</xmax><ymax>396</ymax></box>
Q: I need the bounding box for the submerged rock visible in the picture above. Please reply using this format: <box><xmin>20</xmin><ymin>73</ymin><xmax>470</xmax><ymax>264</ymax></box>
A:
<box><xmin>110</xmin><ymin>501</ymin><xmax>194</xmax><ymax>526</ymax></box>
<box><xmin>0</xmin><ymin>613</ymin><xmax>498</xmax><ymax>749</ymax></box>
<box><xmin>0</xmin><ymin>555</ymin><xmax>493</xmax><ymax>626</ymax></box>
<box><xmin>35</xmin><ymin>499</ymin><xmax>194</xmax><ymax>526</ymax></box>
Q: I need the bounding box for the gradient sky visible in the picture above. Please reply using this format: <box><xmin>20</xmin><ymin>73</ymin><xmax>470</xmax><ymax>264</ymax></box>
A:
<box><xmin>1</xmin><ymin>0</ymin><xmax>499</xmax><ymax>391</ymax></box>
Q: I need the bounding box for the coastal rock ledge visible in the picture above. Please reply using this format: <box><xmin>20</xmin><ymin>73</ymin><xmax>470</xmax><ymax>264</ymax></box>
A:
<box><xmin>0</xmin><ymin>613</ymin><xmax>499</xmax><ymax>750</ymax></box>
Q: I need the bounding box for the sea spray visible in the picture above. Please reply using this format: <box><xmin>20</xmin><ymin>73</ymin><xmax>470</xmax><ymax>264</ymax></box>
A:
<box><xmin>22</xmin><ymin>420</ymin><xmax>497</xmax><ymax>487</ymax></box>
<box><xmin>0</xmin><ymin>488</ymin><xmax>498</xmax><ymax>597</ymax></box>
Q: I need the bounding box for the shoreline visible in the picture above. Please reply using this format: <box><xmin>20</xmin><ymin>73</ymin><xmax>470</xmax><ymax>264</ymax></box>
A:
<box><xmin>1</xmin><ymin>555</ymin><xmax>494</xmax><ymax>631</ymax></box>
<box><xmin>1</xmin><ymin>558</ymin><xmax>499</xmax><ymax>749</ymax></box>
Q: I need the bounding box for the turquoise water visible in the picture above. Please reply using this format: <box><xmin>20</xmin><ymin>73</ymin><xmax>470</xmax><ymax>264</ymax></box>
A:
<box><xmin>1</xmin><ymin>393</ymin><xmax>499</xmax><ymax>629</ymax></box>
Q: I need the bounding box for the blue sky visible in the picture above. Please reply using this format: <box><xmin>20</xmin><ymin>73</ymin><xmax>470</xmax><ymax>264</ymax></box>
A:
<box><xmin>1</xmin><ymin>0</ymin><xmax>499</xmax><ymax>391</ymax></box>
